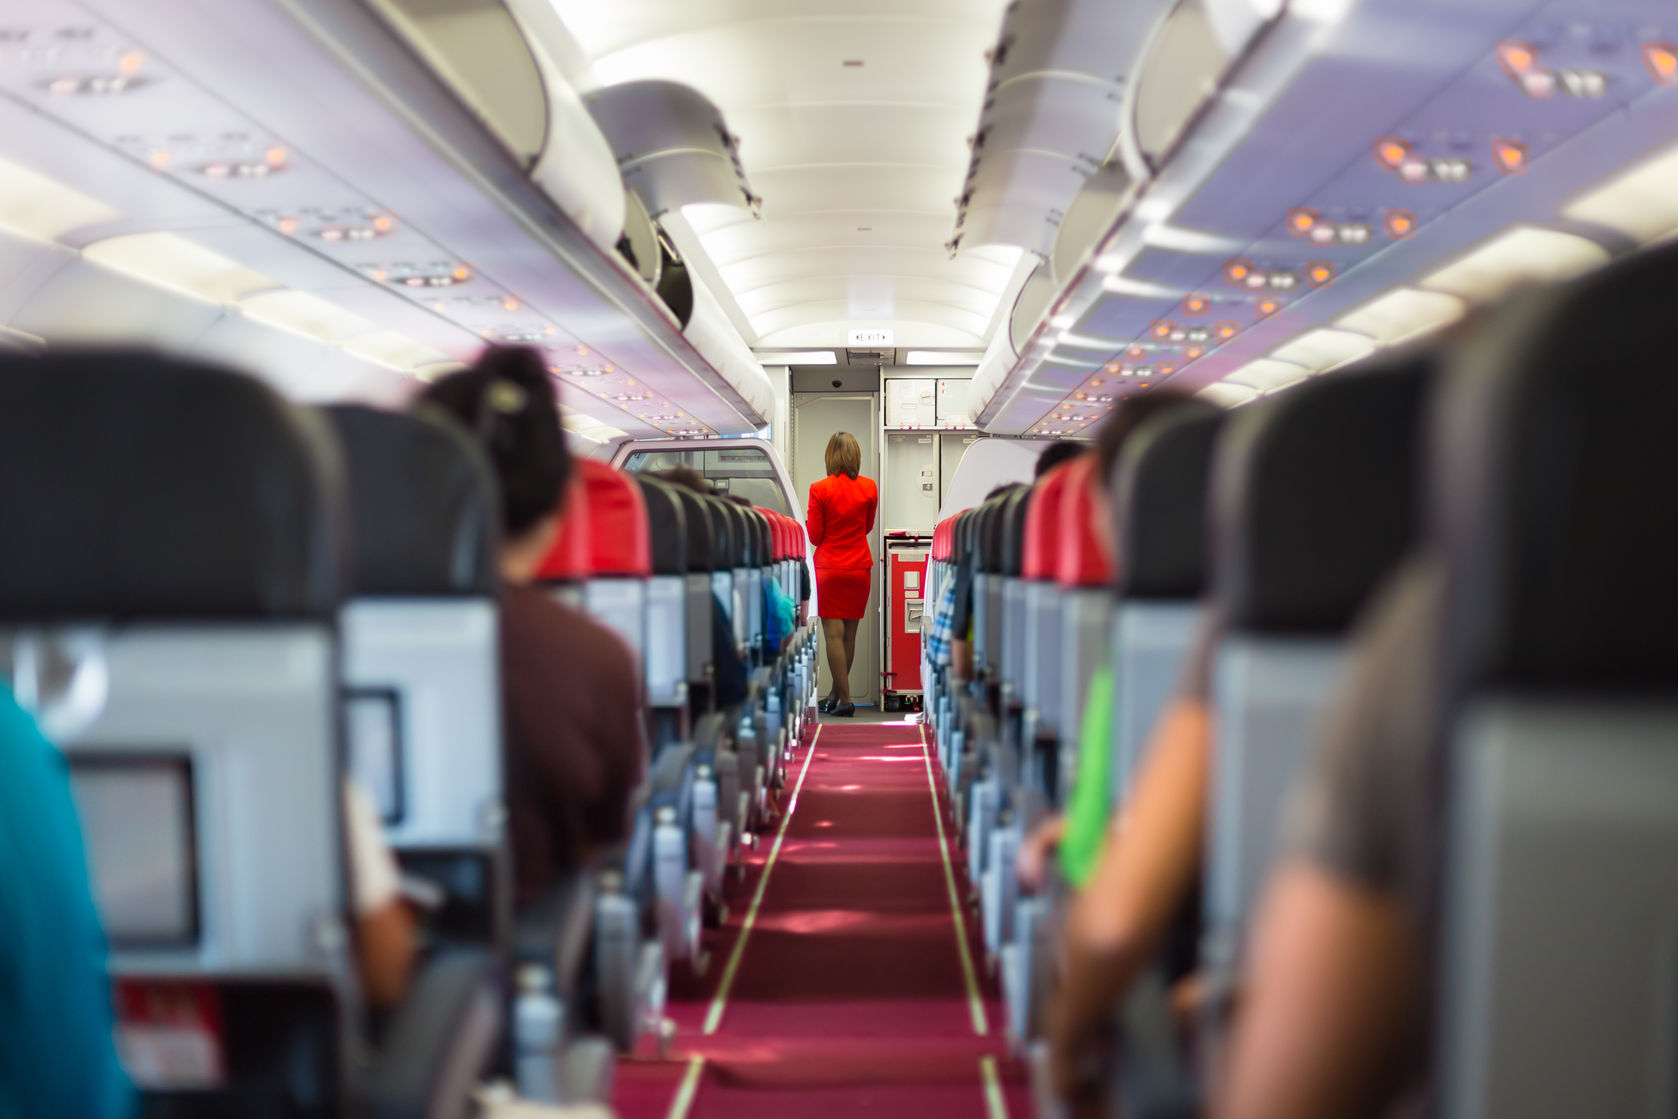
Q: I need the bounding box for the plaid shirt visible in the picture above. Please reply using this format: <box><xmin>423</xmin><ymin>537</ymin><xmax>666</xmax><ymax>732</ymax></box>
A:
<box><xmin>925</xmin><ymin>576</ymin><xmax>960</xmax><ymax>668</ymax></box>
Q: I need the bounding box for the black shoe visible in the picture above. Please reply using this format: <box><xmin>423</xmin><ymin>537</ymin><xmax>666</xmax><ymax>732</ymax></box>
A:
<box><xmin>818</xmin><ymin>697</ymin><xmax>836</xmax><ymax>713</ymax></box>
<box><xmin>831</xmin><ymin>703</ymin><xmax>856</xmax><ymax>718</ymax></box>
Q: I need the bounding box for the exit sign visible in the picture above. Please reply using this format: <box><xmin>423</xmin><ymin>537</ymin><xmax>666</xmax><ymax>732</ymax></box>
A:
<box><xmin>847</xmin><ymin>328</ymin><xmax>894</xmax><ymax>347</ymax></box>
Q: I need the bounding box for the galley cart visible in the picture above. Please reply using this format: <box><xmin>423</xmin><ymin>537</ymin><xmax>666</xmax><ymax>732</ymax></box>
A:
<box><xmin>882</xmin><ymin>532</ymin><xmax>932</xmax><ymax>712</ymax></box>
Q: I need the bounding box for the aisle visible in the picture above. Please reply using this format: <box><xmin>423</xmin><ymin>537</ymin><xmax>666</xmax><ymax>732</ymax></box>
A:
<box><xmin>616</xmin><ymin>717</ymin><xmax>1032</xmax><ymax>1117</ymax></box>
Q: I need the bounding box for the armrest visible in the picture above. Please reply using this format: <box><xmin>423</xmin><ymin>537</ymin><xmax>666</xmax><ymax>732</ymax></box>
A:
<box><xmin>649</xmin><ymin>740</ymin><xmax>694</xmax><ymax>798</ymax></box>
<box><xmin>1116</xmin><ymin>970</ymin><xmax>1199</xmax><ymax>1119</ymax></box>
<box><xmin>512</xmin><ymin>873</ymin><xmax>597</xmax><ymax>1001</ymax></box>
<box><xmin>356</xmin><ymin>948</ymin><xmax>504</xmax><ymax>1119</ymax></box>
<box><xmin>692</xmin><ymin>713</ymin><xmax>728</xmax><ymax>753</ymax></box>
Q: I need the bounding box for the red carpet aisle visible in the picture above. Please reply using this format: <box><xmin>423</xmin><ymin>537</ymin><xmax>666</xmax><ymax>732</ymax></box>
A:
<box><xmin>615</xmin><ymin>720</ymin><xmax>1033</xmax><ymax>1117</ymax></box>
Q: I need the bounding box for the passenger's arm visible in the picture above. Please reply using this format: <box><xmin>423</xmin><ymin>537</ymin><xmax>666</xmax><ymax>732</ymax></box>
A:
<box><xmin>1214</xmin><ymin>865</ymin><xmax>1418</xmax><ymax>1119</ymax></box>
<box><xmin>344</xmin><ymin>781</ymin><xmax>416</xmax><ymax>1008</ymax></box>
<box><xmin>1048</xmin><ymin>696</ymin><xmax>1212</xmax><ymax>1097</ymax></box>
<box><xmin>1015</xmin><ymin>813</ymin><xmax>1066</xmax><ymax>894</ymax></box>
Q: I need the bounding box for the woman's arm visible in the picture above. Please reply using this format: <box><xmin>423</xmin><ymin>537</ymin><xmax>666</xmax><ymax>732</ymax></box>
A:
<box><xmin>863</xmin><ymin>480</ymin><xmax>878</xmax><ymax>534</ymax></box>
<box><xmin>806</xmin><ymin>485</ymin><xmax>826</xmax><ymax>548</ymax></box>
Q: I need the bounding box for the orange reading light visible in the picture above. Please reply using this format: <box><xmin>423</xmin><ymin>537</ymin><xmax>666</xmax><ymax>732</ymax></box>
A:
<box><xmin>1256</xmin><ymin>298</ymin><xmax>1282</xmax><ymax>317</ymax></box>
<box><xmin>1183</xmin><ymin>294</ymin><xmax>1210</xmax><ymax>316</ymax></box>
<box><xmin>1375</xmin><ymin>137</ymin><xmax>1411</xmax><ymax>171</ymax></box>
<box><xmin>500</xmin><ymin>296</ymin><xmax>521</xmax><ymax>312</ymax></box>
<box><xmin>1105</xmin><ymin>362</ymin><xmax>1122</xmax><ymax>373</ymax></box>
<box><xmin>1150</xmin><ymin>320</ymin><xmax>1175</xmax><ymax>340</ymax></box>
<box><xmin>1287</xmin><ymin>208</ymin><xmax>1320</xmax><ymax>237</ymax></box>
<box><xmin>265</xmin><ymin>145</ymin><xmax>289</xmax><ymax>167</ymax></box>
<box><xmin>1127</xmin><ymin>346</ymin><xmax>1147</xmax><ymax>360</ymax></box>
<box><xmin>1185</xmin><ymin>346</ymin><xmax>1206</xmax><ymax>361</ymax></box>
<box><xmin>1644</xmin><ymin>43</ymin><xmax>1678</xmax><ymax>85</ymax></box>
<box><xmin>1215</xmin><ymin>322</ymin><xmax>1239</xmax><ymax>341</ymax></box>
<box><xmin>1306</xmin><ymin>261</ymin><xmax>1336</xmax><ymax>288</ymax></box>
<box><xmin>1384</xmin><ymin>209</ymin><xmax>1417</xmax><ymax>239</ymax></box>
<box><xmin>451</xmin><ymin>264</ymin><xmax>473</xmax><ymax>282</ymax></box>
<box><xmin>1496</xmin><ymin>41</ymin><xmax>1538</xmax><ymax>79</ymax></box>
<box><xmin>372</xmin><ymin>214</ymin><xmax>395</xmax><ymax>233</ymax></box>
<box><xmin>1493</xmin><ymin>139</ymin><xmax>1528</xmax><ymax>175</ymax></box>
<box><xmin>1159</xmin><ymin>363</ymin><xmax>1179</xmax><ymax>376</ymax></box>
<box><xmin>1224</xmin><ymin>259</ymin><xmax>1253</xmax><ymax>285</ymax></box>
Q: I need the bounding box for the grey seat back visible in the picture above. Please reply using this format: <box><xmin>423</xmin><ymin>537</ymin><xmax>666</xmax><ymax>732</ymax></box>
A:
<box><xmin>0</xmin><ymin>351</ymin><xmax>356</xmax><ymax>1105</ymax></box>
<box><xmin>999</xmin><ymin>487</ymin><xmax>1032</xmax><ymax>707</ymax></box>
<box><xmin>1108</xmin><ymin>407</ymin><xmax>1223</xmax><ymax>800</ymax></box>
<box><xmin>1201</xmin><ymin>354</ymin><xmax>1430</xmax><ymax>984</ymax></box>
<box><xmin>327</xmin><ymin>406</ymin><xmax>503</xmax><ymax>867</ymax></box>
<box><xmin>1431</xmin><ymin>250</ymin><xmax>1678</xmax><ymax>1119</ymax></box>
<box><xmin>637</xmin><ymin>477</ymin><xmax>690</xmax><ymax>709</ymax></box>
<box><xmin>1052</xmin><ymin>461</ymin><xmax>1114</xmax><ymax>797</ymax></box>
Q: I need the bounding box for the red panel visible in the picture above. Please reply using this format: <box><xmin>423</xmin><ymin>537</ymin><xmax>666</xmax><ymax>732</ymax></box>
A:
<box><xmin>536</xmin><ymin>473</ymin><xmax>591</xmax><ymax>582</ymax></box>
<box><xmin>1022</xmin><ymin>458</ymin><xmax>1082</xmax><ymax>580</ymax></box>
<box><xmin>1055</xmin><ymin>455</ymin><xmax>1114</xmax><ymax>588</ymax></box>
<box><xmin>580</xmin><ymin>459</ymin><xmax>651</xmax><ymax>576</ymax></box>
<box><xmin>886</xmin><ymin>549</ymin><xmax>927</xmax><ymax>694</ymax></box>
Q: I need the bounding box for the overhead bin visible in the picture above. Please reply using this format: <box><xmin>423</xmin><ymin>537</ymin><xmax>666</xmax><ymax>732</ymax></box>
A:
<box><xmin>949</xmin><ymin>0</ymin><xmax>1165</xmax><ymax>259</ymax></box>
<box><xmin>583</xmin><ymin>81</ymin><xmax>761</xmax><ymax>219</ymax></box>
<box><xmin>365</xmin><ymin>0</ymin><xmax>626</xmax><ymax>253</ymax></box>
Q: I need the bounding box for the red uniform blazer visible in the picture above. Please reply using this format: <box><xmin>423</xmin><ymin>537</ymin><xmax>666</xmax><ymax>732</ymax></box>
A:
<box><xmin>806</xmin><ymin>473</ymin><xmax>878</xmax><ymax>570</ymax></box>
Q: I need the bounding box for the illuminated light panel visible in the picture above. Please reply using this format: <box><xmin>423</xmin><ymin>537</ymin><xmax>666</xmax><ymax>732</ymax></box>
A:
<box><xmin>1492</xmin><ymin>139</ymin><xmax>1528</xmax><ymax>176</ymax></box>
<box><xmin>1255</xmin><ymin>297</ymin><xmax>1282</xmax><ymax>317</ymax></box>
<box><xmin>1214</xmin><ymin>321</ymin><xmax>1240</xmax><ymax>341</ymax></box>
<box><xmin>1336</xmin><ymin>287</ymin><xmax>1466</xmax><ymax>346</ymax></box>
<box><xmin>83</xmin><ymin>232</ymin><xmax>276</xmax><ymax>303</ymax></box>
<box><xmin>1646</xmin><ymin>43</ymin><xmax>1678</xmax><ymax>86</ymax></box>
<box><xmin>1287</xmin><ymin>207</ymin><xmax>1320</xmax><ymax>237</ymax></box>
<box><xmin>1200</xmin><ymin>383</ymin><xmax>1258</xmax><ymax>408</ymax></box>
<box><xmin>1224</xmin><ymin>358</ymin><xmax>1310</xmax><ymax>392</ymax></box>
<box><xmin>1105</xmin><ymin>362</ymin><xmax>1122</xmax><ymax>373</ymax></box>
<box><xmin>1384</xmin><ymin>210</ymin><xmax>1417</xmax><ymax>240</ymax></box>
<box><xmin>1305</xmin><ymin>261</ymin><xmax>1336</xmax><ymax>288</ymax></box>
<box><xmin>903</xmin><ymin>350</ymin><xmax>981</xmax><ymax>365</ymax></box>
<box><xmin>1224</xmin><ymin>260</ymin><xmax>1253</xmax><ymax>286</ymax></box>
<box><xmin>0</xmin><ymin>154</ymin><xmax>117</xmax><ymax>241</ymax></box>
<box><xmin>1182</xmin><ymin>294</ymin><xmax>1210</xmax><ymax>316</ymax></box>
<box><xmin>1496</xmin><ymin>40</ymin><xmax>1538</xmax><ymax>79</ymax></box>
<box><xmin>1184</xmin><ymin>346</ymin><xmax>1206</xmax><ymax>361</ymax></box>
<box><xmin>1270</xmin><ymin>328</ymin><xmax>1375</xmax><ymax>373</ymax></box>
<box><xmin>1421</xmin><ymin>226</ymin><xmax>1609</xmax><ymax>302</ymax></box>
<box><xmin>342</xmin><ymin>330</ymin><xmax>453</xmax><ymax>372</ymax></box>
<box><xmin>1150</xmin><ymin>320</ymin><xmax>1175</xmax><ymax>340</ymax></box>
<box><xmin>1562</xmin><ymin>141</ymin><xmax>1678</xmax><ymax>243</ymax></box>
<box><xmin>240</xmin><ymin>290</ymin><xmax>374</xmax><ymax>342</ymax></box>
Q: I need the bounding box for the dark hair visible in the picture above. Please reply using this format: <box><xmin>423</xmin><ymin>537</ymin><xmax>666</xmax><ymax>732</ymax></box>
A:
<box><xmin>652</xmin><ymin>466</ymin><xmax>714</xmax><ymax>495</ymax></box>
<box><xmin>1092</xmin><ymin>389</ymin><xmax>1210</xmax><ymax>485</ymax></box>
<box><xmin>414</xmin><ymin>346</ymin><xmax>571</xmax><ymax>537</ymax></box>
<box><xmin>1034</xmin><ymin>440</ymin><xmax>1085</xmax><ymax>478</ymax></box>
<box><xmin>724</xmin><ymin>493</ymin><xmax>754</xmax><ymax>508</ymax></box>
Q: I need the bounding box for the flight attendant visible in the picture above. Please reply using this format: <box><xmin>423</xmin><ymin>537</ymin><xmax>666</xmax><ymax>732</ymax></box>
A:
<box><xmin>807</xmin><ymin>431</ymin><xmax>877</xmax><ymax>717</ymax></box>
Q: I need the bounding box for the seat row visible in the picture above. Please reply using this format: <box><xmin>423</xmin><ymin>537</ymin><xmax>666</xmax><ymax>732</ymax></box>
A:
<box><xmin>923</xmin><ymin>241</ymin><xmax>1678</xmax><ymax>1116</ymax></box>
<box><xmin>0</xmin><ymin>350</ymin><xmax>817</xmax><ymax>1118</ymax></box>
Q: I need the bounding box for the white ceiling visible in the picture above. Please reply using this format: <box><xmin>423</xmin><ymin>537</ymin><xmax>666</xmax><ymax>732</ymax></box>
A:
<box><xmin>548</xmin><ymin>0</ymin><xmax>1022</xmax><ymax>349</ymax></box>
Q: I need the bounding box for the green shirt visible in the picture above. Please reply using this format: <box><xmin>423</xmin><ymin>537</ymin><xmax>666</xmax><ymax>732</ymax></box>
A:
<box><xmin>1057</xmin><ymin>660</ymin><xmax>1115</xmax><ymax>889</ymax></box>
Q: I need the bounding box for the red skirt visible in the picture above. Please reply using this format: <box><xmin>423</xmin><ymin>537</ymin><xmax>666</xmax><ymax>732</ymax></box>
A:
<box><xmin>815</xmin><ymin>567</ymin><xmax>871</xmax><ymax>620</ymax></box>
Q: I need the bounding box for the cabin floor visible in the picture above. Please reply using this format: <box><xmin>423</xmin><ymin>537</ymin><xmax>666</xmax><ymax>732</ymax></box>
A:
<box><xmin>616</xmin><ymin>711</ymin><xmax>1033</xmax><ymax>1117</ymax></box>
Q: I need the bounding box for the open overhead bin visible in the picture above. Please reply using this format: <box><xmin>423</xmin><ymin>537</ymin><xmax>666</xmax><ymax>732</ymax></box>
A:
<box><xmin>970</xmin><ymin>0</ymin><xmax>1678</xmax><ymax>435</ymax></box>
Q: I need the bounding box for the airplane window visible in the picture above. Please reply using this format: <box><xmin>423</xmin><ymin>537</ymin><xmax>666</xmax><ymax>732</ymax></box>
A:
<box><xmin>70</xmin><ymin>756</ymin><xmax>200</xmax><ymax>947</ymax></box>
<box><xmin>621</xmin><ymin>447</ymin><xmax>791</xmax><ymax>514</ymax></box>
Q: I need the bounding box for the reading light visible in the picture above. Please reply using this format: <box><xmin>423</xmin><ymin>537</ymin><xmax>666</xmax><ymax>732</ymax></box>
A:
<box><xmin>1646</xmin><ymin>43</ymin><xmax>1678</xmax><ymax>86</ymax></box>
<box><xmin>1496</xmin><ymin>41</ymin><xmax>1538</xmax><ymax>79</ymax></box>
<box><xmin>1256</xmin><ymin>298</ymin><xmax>1282</xmax><ymax>317</ymax></box>
<box><xmin>1287</xmin><ymin>208</ymin><xmax>1319</xmax><ymax>237</ymax></box>
<box><xmin>1184</xmin><ymin>346</ymin><xmax>1206</xmax><ymax>360</ymax></box>
<box><xmin>1150</xmin><ymin>320</ymin><xmax>1175</xmax><ymax>340</ymax></box>
<box><xmin>1215</xmin><ymin>322</ymin><xmax>1239</xmax><ymax>341</ymax></box>
<box><xmin>1384</xmin><ymin>210</ymin><xmax>1417</xmax><ymax>239</ymax></box>
<box><xmin>1306</xmin><ymin>261</ymin><xmax>1336</xmax><ymax>288</ymax></box>
<box><xmin>1375</xmin><ymin>138</ymin><xmax>1411</xmax><ymax>171</ymax></box>
<box><xmin>1182</xmin><ymin>294</ymin><xmax>1210</xmax><ymax>316</ymax></box>
<box><xmin>1493</xmin><ymin>139</ymin><xmax>1528</xmax><ymax>176</ymax></box>
<box><xmin>1224</xmin><ymin>260</ymin><xmax>1253</xmax><ymax>285</ymax></box>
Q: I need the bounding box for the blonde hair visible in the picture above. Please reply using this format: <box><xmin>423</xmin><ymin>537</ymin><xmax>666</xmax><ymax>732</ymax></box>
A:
<box><xmin>824</xmin><ymin>431</ymin><xmax>861</xmax><ymax>479</ymax></box>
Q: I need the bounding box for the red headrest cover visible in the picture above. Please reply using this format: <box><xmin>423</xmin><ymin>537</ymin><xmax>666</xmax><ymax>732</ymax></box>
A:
<box><xmin>755</xmin><ymin>507</ymin><xmax>786</xmax><ymax>559</ymax></box>
<box><xmin>1056</xmin><ymin>455</ymin><xmax>1114</xmax><ymax>588</ymax></box>
<box><xmin>536</xmin><ymin>473</ymin><xmax>591</xmax><ymax>582</ymax></box>
<box><xmin>1023</xmin><ymin>459</ymin><xmax>1080</xmax><ymax>579</ymax></box>
<box><xmin>581</xmin><ymin>459</ymin><xmax>651</xmax><ymax>577</ymax></box>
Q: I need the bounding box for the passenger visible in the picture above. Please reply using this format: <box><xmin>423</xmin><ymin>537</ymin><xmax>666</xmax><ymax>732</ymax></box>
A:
<box><xmin>417</xmin><ymin>347</ymin><xmax>646</xmax><ymax>902</ymax></box>
<box><xmin>1034</xmin><ymin>439</ymin><xmax>1085</xmax><ymax>478</ymax></box>
<box><xmin>1015</xmin><ymin>391</ymin><xmax>1204</xmax><ymax>899</ymax></box>
<box><xmin>343</xmin><ymin>780</ymin><xmax>415</xmax><ymax>1008</ymax></box>
<box><xmin>1213</xmin><ymin>560</ymin><xmax>1441</xmax><ymax>1119</ymax></box>
<box><xmin>1037</xmin><ymin>390</ymin><xmax>1225</xmax><ymax>1108</ymax></box>
<box><xmin>0</xmin><ymin>686</ymin><xmax>133</xmax><ymax>1119</ymax></box>
<box><xmin>808</xmin><ymin>432</ymin><xmax>878</xmax><ymax>717</ymax></box>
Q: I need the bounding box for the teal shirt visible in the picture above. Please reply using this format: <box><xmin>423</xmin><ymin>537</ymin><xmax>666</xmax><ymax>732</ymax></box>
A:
<box><xmin>0</xmin><ymin>688</ymin><xmax>133</xmax><ymax>1119</ymax></box>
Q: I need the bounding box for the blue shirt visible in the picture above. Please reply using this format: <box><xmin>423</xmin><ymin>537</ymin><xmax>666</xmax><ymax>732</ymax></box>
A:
<box><xmin>925</xmin><ymin>577</ymin><xmax>959</xmax><ymax>668</ymax></box>
<box><xmin>0</xmin><ymin>687</ymin><xmax>133</xmax><ymax>1119</ymax></box>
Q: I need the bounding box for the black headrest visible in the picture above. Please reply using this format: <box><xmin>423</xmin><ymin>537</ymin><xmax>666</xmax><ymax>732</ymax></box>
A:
<box><xmin>1000</xmin><ymin>487</ymin><xmax>1032</xmax><ymax>577</ymax></box>
<box><xmin>0</xmin><ymin>350</ymin><xmax>341</xmax><ymax>620</ymax></box>
<box><xmin>1213</xmin><ymin>350</ymin><xmax>1433</xmax><ymax>635</ymax></box>
<box><xmin>323</xmin><ymin>406</ymin><xmax>498</xmax><ymax>597</ymax></box>
<box><xmin>633</xmin><ymin>477</ymin><xmax>687</xmax><ymax>576</ymax></box>
<box><xmin>666</xmin><ymin>487</ymin><xmax>714</xmax><ymax>571</ymax></box>
<box><xmin>978</xmin><ymin>487</ymin><xmax>1024</xmax><ymax>574</ymax></box>
<box><xmin>710</xmin><ymin>498</ymin><xmax>742</xmax><ymax>566</ymax></box>
<box><xmin>1437</xmin><ymin>244</ymin><xmax>1678</xmax><ymax>693</ymax></box>
<box><xmin>1110</xmin><ymin>406</ymin><xmax>1225</xmax><ymax>599</ymax></box>
<box><xmin>746</xmin><ymin>509</ymin><xmax>768</xmax><ymax>566</ymax></box>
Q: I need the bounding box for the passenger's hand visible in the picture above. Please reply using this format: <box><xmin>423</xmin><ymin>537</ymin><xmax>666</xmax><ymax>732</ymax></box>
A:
<box><xmin>1046</xmin><ymin>994</ymin><xmax>1107</xmax><ymax>1115</ymax></box>
<box><xmin>1015</xmin><ymin>814</ymin><xmax>1066</xmax><ymax>894</ymax></box>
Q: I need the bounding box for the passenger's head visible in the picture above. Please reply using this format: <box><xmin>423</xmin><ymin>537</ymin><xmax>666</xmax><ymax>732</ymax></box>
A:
<box><xmin>1034</xmin><ymin>440</ymin><xmax>1085</xmax><ymax>478</ymax></box>
<box><xmin>415</xmin><ymin>346</ymin><xmax>571</xmax><ymax>580</ymax></box>
<box><xmin>1092</xmin><ymin>389</ymin><xmax>1204</xmax><ymax>490</ymax></box>
<box><xmin>825</xmin><ymin>431</ymin><xmax>862</xmax><ymax>479</ymax></box>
